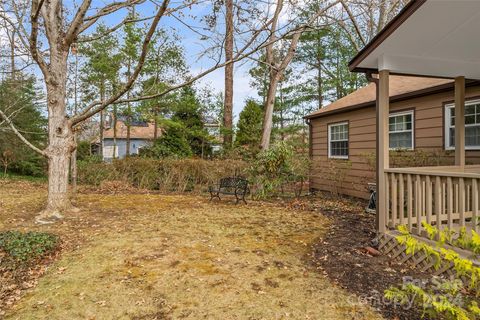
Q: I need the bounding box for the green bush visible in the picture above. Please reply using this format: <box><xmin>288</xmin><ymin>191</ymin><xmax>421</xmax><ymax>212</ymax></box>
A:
<box><xmin>384</xmin><ymin>223</ymin><xmax>480</xmax><ymax>320</ymax></box>
<box><xmin>0</xmin><ymin>231</ymin><xmax>59</xmax><ymax>264</ymax></box>
<box><xmin>140</xmin><ymin>124</ymin><xmax>193</xmax><ymax>159</ymax></box>
<box><xmin>248</xmin><ymin>142</ymin><xmax>310</xmax><ymax>199</ymax></box>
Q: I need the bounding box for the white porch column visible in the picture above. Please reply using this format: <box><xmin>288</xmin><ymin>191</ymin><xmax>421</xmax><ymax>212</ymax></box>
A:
<box><xmin>377</xmin><ymin>70</ymin><xmax>390</xmax><ymax>233</ymax></box>
<box><xmin>455</xmin><ymin>76</ymin><xmax>466</xmax><ymax>167</ymax></box>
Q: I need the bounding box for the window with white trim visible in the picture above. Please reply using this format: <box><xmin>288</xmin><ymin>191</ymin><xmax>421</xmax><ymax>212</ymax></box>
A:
<box><xmin>389</xmin><ymin>111</ymin><xmax>414</xmax><ymax>150</ymax></box>
<box><xmin>445</xmin><ymin>100</ymin><xmax>480</xmax><ymax>150</ymax></box>
<box><xmin>328</xmin><ymin>122</ymin><xmax>349</xmax><ymax>159</ymax></box>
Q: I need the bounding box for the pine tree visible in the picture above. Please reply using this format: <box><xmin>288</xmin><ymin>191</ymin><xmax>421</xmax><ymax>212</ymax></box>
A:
<box><xmin>235</xmin><ymin>99</ymin><xmax>263</xmax><ymax>155</ymax></box>
<box><xmin>0</xmin><ymin>75</ymin><xmax>47</xmax><ymax>176</ymax></box>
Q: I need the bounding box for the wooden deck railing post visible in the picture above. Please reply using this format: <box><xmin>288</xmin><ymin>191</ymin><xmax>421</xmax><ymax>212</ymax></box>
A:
<box><xmin>415</xmin><ymin>174</ymin><xmax>422</xmax><ymax>235</ymax></box>
<box><xmin>447</xmin><ymin>177</ymin><xmax>453</xmax><ymax>229</ymax></box>
<box><xmin>459</xmin><ymin>177</ymin><xmax>466</xmax><ymax>227</ymax></box>
<box><xmin>407</xmin><ymin>174</ymin><xmax>413</xmax><ymax>231</ymax></box>
<box><xmin>399</xmin><ymin>173</ymin><xmax>405</xmax><ymax>226</ymax></box>
<box><xmin>426</xmin><ymin>175</ymin><xmax>432</xmax><ymax>225</ymax></box>
<box><xmin>473</xmin><ymin>178</ymin><xmax>479</xmax><ymax>232</ymax></box>
<box><xmin>435</xmin><ymin>176</ymin><xmax>441</xmax><ymax>230</ymax></box>
<box><xmin>377</xmin><ymin>69</ymin><xmax>390</xmax><ymax>233</ymax></box>
<box><xmin>455</xmin><ymin>76</ymin><xmax>465</xmax><ymax>167</ymax></box>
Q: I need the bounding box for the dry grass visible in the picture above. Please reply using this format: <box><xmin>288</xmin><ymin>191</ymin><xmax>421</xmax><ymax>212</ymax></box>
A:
<box><xmin>0</xmin><ymin>180</ymin><xmax>382</xmax><ymax>319</ymax></box>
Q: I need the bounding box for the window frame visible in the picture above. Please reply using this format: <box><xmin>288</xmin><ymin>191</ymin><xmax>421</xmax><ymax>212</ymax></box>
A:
<box><xmin>444</xmin><ymin>99</ymin><xmax>480</xmax><ymax>151</ymax></box>
<box><xmin>389</xmin><ymin>110</ymin><xmax>415</xmax><ymax>151</ymax></box>
<box><xmin>328</xmin><ymin>121</ymin><xmax>349</xmax><ymax>159</ymax></box>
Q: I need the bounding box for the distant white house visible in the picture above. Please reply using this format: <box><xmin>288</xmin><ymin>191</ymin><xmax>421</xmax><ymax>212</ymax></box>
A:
<box><xmin>203</xmin><ymin>115</ymin><xmax>223</xmax><ymax>153</ymax></box>
<box><xmin>101</xmin><ymin>117</ymin><xmax>158</xmax><ymax>160</ymax></box>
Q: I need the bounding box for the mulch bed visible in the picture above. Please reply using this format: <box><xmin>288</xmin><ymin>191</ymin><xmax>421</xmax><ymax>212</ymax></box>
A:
<box><xmin>306</xmin><ymin>197</ymin><xmax>432</xmax><ymax>320</ymax></box>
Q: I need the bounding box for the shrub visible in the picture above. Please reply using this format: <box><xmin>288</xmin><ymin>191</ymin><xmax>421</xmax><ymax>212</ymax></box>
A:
<box><xmin>248</xmin><ymin>142</ymin><xmax>310</xmax><ymax>199</ymax></box>
<box><xmin>0</xmin><ymin>231</ymin><xmax>59</xmax><ymax>264</ymax></box>
<box><xmin>78</xmin><ymin>157</ymin><xmax>248</xmax><ymax>193</ymax></box>
<box><xmin>313</xmin><ymin>159</ymin><xmax>352</xmax><ymax>197</ymax></box>
<box><xmin>140</xmin><ymin>123</ymin><xmax>193</xmax><ymax>159</ymax></box>
<box><xmin>384</xmin><ymin>223</ymin><xmax>480</xmax><ymax>320</ymax></box>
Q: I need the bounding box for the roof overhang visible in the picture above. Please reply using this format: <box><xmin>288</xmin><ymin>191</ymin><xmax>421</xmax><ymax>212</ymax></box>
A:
<box><xmin>349</xmin><ymin>0</ymin><xmax>480</xmax><ymax>80</ymax></box>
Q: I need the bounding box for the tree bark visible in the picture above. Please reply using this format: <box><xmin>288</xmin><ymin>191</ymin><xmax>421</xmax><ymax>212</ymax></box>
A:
<box><xmin>126</xmin><ymin>61</ymin><xmax>132</xmax><ymax>157</ymax></box>
<box><xmin>154</xmin><ymin>106</ymin><xmax>159</xmax><ymax>139</ymax></box>
<box><xmin>38</xmin><ymin>69</ymin><xmax>76</xmax><ymax>222</ymax></box>
<box><xmin>113</xmin><ymin>105</ymin><xmax>118</xmax><ymax>159</ymax></box>
<box><xmin>260</xmin><ymin>73</ymin><xmax>281</xmax><ymax>149</ymax></box>
<box><xmin>223</xmin><ymin>0</ymin><xmax>234</xmax><ymax>149</ymax></box>
<box><xmin>316</xmin><ymin>31</ymin><xmax>323</xmax><ymax>109</ymax></box>
<box><xmin>99</xmin><ymin>83</ymin><xmax>106</xmax><ymax>159</ymax></box>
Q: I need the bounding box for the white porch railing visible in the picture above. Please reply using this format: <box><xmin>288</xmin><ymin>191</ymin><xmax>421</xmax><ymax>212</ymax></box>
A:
<box><xmin>383</xmin><ymin>166</ymin><xmax>480</xmax><ymax>235</ymax></box>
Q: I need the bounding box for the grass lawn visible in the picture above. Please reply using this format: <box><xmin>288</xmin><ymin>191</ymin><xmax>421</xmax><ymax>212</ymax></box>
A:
<box><xmin>0</xmin><ymin>179</ymin><xmax>382</xmax><ymax>319</ymax></box>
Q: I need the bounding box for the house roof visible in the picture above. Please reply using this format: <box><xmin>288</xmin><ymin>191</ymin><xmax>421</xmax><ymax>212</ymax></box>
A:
<box><xmin>305</xmin><ymin>75</ymin><xmax>453</xmax><ymax>119</ymax></box>
<box><xmin>349</xmin><ymin>0</ymin><xmax>480</xmax><ymax>79</ymax></box>
<box><xmin>103</xmin><ymin>120</ymin><xmax>158</xmax><ymax>140</ymax></box>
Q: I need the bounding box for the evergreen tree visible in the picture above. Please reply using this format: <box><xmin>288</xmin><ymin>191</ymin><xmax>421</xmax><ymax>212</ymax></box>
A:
<box><xmin>0</xmin><ymin>76</ymin><xmax>47</xmax><ymax>176</ymax></box>
<box><xmin>235</xmin><ymin>99</ymin><xmax>263</xmax><ymax>156</ymax></box>
<box><xmin>120</xmin><ymin>13</ymin><xmax>144</xmax><ymax>156</ymax></box>
<box><xmin>79</xmin><ymin>24</ymin><xmax>122</xmax><ymax>157</ymax></box>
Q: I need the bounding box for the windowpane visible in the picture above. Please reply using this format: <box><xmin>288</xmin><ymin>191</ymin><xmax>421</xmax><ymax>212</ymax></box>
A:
<box><xmin>466</xmin><ymin>126</ymin><xmax>480</xmax><ymax>146</ymax></box>
<box><xmin>390</xmin><ymin>132</ymin><xmax>412</xmax><ymax>149</ymax></box>
<box><xmin>389</xmin><ymin>112</ymin><xmax>413</xmax><ymax>149</ymax></box>
<box><xmin>447</xmin><ymin>104</ymin><xmax>480</xmax><ymax>149</ymax></box>
<box><xmin>329</xmin><ymin>123</ymin><xmax>348</xmax><ymax>158</ymax></box>
<box><xmin>466</xmin><ymin>105</ymin><xmax>476</xmax><ymax>116</ymax></box>
<box><xmin>466</xmin><ymin>115</ymin><xmax>475</xmax><ymax>125</ymax></box>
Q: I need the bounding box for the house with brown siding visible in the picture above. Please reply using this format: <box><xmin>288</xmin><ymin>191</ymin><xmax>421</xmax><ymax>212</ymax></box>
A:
<box><xmin>306</xmin><ymin>76</ymin><xmax>480</xmax><ymax>200</ymax></box>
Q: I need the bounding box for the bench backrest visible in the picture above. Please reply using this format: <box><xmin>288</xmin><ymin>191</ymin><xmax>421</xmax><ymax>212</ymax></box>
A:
<box><xmin>219</xmin><ymin>177</ymin><xmax>248</xmax><ymax>189</ymax></box>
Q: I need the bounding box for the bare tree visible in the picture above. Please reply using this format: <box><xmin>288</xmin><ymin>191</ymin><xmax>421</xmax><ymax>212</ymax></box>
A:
<box><xmin>0</xmin><ymin>0</ymin><xmax>173</xmax><ymax>222</ymax></box>
<box><xmin>0</xmin><ymin>0</ymin><xmax>321</xmax><ymax>223</ymax></box>
<box><xmin>223</xmin><ymin>0</ymin><xmax>234</xmax><ymax>149</ymax></box>
<box><xmin>337</xmin><ymin>0</ymin><xmax>409</xmax><ymax>48</ymax></box>
<box><xmin>260</xmin><ymin>0</ymin><xmax>340</xmax><ymax>150</ymax></box>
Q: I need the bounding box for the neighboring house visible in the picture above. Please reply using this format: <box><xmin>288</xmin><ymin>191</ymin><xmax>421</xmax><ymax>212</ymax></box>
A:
<box><xmin>102</xmin><ymin>118</ymin><xmax>158</xmax><ymax>160</ymax></box>
<box><xmin>306</xmin><ymin>76</ymin><xmax>480</xmax><ymax>199</ymax></box>
<box><xmin>203</xmin><ymin>116</ymin><xmax>223</xmax><ymax>153</ymax></box>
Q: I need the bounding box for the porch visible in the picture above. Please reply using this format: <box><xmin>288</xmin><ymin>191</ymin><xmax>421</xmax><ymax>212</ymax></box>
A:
<box><xmin>347</xmin><ymin>0</ymin><xmax>480</xmax><ymax>240</ymax></box>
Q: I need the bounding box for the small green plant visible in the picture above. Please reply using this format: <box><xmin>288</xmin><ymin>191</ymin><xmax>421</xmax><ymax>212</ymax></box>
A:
<box><xmin>0</xmin><ymin>231</ymin><xmax>59</xmax><ymax>264</ymax></box>
<box><xmin>384</xmin><ymin>223</ymin><xmax>480</xmax><ymax>320</ymax></box>
<box><xmin>248</xmin><ymin>142</ymin><xmax>310</xmax><ymax>199</ymax></box>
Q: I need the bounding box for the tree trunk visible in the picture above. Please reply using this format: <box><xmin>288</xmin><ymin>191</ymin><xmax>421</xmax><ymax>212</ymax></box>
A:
<box><xmin>316</xmin><ymin>33</ymin><xmax>323</xmax><ymax>109</ymax></box>
<box><xmin>38</xmin><ymin>78</ymin><xmax>76</xmax><ymax>223</ymax></box>
<box><xmin>260</xmin><ymin>74</ymin><xmax>281</xmax><ymax>150</ymax></box>
<box><xmin>70</xmin><ymin>148</ymin><xmax>77</xmax><ymax>194</ymax></box>
<box><xmin>113</xmin><ymin>105</ymin><xmax>117</xmax><ymax>159</ymax></box>
<box><xmin>126</xmin><ymin>61</ymin><xmax>132</xmax><ymax>157</ymax></box>
<box><xmin>223</xmin><ymin>0</ymin><xmax>234</xmax><ymax>149</ymax></box>
<box><xmin>154</xmin><ymin>106</ymin><xmax>159</xmax><ymax>139</ymax></box>
<box><xmin>279</xmin><ymin>82</ymin><xmax>285</xmax><ymax>141</ymax></box>
<box><xmin>126</xmin><ymin>107</ymin><xmax>131</xmax><ymax>156</ymax></box>
<box><xmin>99</xmin><ymin>110</ymin><xmax>104</xmax><ymax>159</ymax></box>
<box><xmin>10</xmin><ymin>30</ymin><xmax>15</xmax><ymax>79</ymax></box>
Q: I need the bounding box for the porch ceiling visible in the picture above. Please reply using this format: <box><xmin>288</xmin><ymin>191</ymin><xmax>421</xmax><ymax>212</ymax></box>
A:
<box><xmin>349</xmin><ymin>0</ymin><xmax>480</xmax><ymax>80</ymax></box>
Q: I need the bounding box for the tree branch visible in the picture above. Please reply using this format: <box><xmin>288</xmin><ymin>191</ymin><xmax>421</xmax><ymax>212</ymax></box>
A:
<box><xmin>64</xmin><ymin>0</ymin><xmax>92</xmax><ymax>45</ymax></box>
<box><xmin>0</xmin><ymin>108</ymin><xmax>46</xmax><ymax>156</ymax></box>
<box><xmin>71</xmin><ymin>0</ymin><xmax>170</xmax><ymax>125</ymax></box>
<box><xmin>78</xmin><ymin>0</ymin><xmax>144</xmax><ymax>34</ymax></box>
<box><xmin>29</xmin><ymin>0</ymin><xmax>50</xmax><ymax>77</ymax></box>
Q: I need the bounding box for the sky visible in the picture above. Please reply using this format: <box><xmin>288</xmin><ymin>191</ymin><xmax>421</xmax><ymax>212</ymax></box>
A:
<box><xmin>120</xmin><ymin>0</ymin><xmax>262</xmax><ymax>122</ymax></box>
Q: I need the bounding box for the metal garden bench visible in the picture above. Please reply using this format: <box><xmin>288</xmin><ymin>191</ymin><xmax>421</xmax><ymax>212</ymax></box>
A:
<box><xmin>209</xmin><ymin>177</ymin><xmax>249</xmax><ymax>204</ymax></box>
